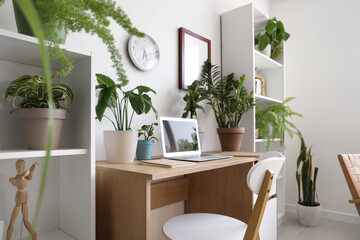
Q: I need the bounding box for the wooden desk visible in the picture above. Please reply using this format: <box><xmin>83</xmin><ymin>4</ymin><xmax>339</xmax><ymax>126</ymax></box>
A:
<box><xmin>96</xmin><ymin>152</ymin><xmax>259</xmax><ymax>240</ymax></box>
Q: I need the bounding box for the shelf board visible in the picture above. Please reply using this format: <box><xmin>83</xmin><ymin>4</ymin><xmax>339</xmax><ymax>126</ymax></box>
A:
<box><xmin>255</xmin><ymin>94</ymin><xmax>282</xmax><ymax>107</ymax></box>
<box><xmin>254</xmin><ymin>50</ymin><xmax>282</xmax><ymax>69</ymax></box>
<box><xmin>254</xmin><ymin>6</ymin><xmax>269</xmax><ymax>30</ymax></box>
<box><xmin>21</xmin><ymin>229</ymin><xmax>75</xmax><ymax>240</ymax></box>
<box><xmin>0</xmin><ymin>28</ymin><xmax>90</xmax><ymax>68</ymax></box>
<box><xmin>255</xmin><ymin>138</ymin><xmax>280</xmax><ymax>143</ymax></box>
<box><xmin>0</xmin><ymin>148</ymin><xmax>87</xmax><ymax>160</ymax></box>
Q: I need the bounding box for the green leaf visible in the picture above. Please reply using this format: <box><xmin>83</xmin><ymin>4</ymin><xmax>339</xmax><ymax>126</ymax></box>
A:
<box><xmin>276</xmin><ymin>21</ymin><xmax>285</xmax><ymax>36</ymax></box>
<box><xmin>284</xmin><ymin>32</ymin><xmax>290</xmax><ymax>41</ymax></box>
<box><xmin>96</xmin><ymin>86</ymin><xmax>116</xmax><ymax>121</ymax></box>
<box><xmin>127</xmin><ymin>92</ymin><xmax>145</xmax><ymax>115</ymax></box>
<box><xmin>96</xmin><ymin>73</ymin><xmax>115</xmax><ymax>87</ymax></box>
<box><xmin>265</xmin><ymin>19</ymin><xmax>277</xmax><ymax>35</ymax></box>
<box><xmin>135</xmin><ymin>85</ymin><xmax>156</xmax><ymax>95</ymax></box>
<box><xmin>258</xmin><ymin>34</ymin><xmax>270</xmax><ymax>51</ymax></box>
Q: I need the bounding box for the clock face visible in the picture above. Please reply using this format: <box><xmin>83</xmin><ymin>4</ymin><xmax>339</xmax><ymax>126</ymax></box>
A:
<box><xmin>128</xmin><ymin>35</ymin><xmax>160</xmax><ymax>71</ymax></box>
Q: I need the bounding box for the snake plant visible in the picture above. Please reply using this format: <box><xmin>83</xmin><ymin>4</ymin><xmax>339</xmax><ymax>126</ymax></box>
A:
<box><xmin>296</xmin><ymin>131</ymin><xmax>320</xmax><ymax>206</ymax></box>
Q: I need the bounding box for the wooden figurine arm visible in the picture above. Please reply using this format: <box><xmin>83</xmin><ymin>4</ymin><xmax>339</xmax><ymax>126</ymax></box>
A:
<box><xmin>9</xmin><ymin>170</ymin><xmax>29</xmax><ymax>186</ymax></box>
<box><xmin>27</xmin><ymin>161</ymin><xmax>40</xmax><ymax>181</ymax></box>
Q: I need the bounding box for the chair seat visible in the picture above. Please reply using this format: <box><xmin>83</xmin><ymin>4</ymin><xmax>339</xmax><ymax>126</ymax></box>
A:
<box><xmin>163</xmin><ymin>213</ymin><xmax>247</xmax><ymax>240</ymax></box>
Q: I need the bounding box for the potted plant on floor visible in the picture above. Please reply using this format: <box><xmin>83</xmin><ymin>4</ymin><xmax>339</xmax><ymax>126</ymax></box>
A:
<box><xmin>199</xmin><ymin>59</ymin><xmax>255</xmax><ymax>151</ymax></box>
<box><xmin>255</xmin><ymin>17</ymin><xmax>290</xmax><ymax>60</ymax></box>
<box><xmin>182</xmin><ymin>80</ymin><xmax>207</xmax><ymax>147</ymax></box>
<box><xmin>5</xmin><ymin>74</ymin><xmax>74</xmax><ymax>150</ymax></box>
<box><xmin>95</xmin><ymin>73</ymin><xmax>157</xmax><ymax>163</ymax></box>
<box><xmin>255</xmin><ymin>97</ymin><xmax>302</xmax><ymax>150</ymax></box>
<box><xmin>296</xmin><ymin>131</ymin><xmax>321</xmax><ymax>226</ymax></box>
<box><xmin>136</xmin><ymin>122</ymin><xmax>159</xmax><ymax>160</ymax></box>
<box><xmin>2</xmin><ymin>0</ymin><xmax>145</xmax><ymax>80</ymax></box>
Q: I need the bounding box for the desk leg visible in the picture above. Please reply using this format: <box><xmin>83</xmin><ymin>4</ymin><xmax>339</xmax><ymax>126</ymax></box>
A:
<box><xmin>185</xmin><ymin>162</ymin><xmax>253</xmax><ymax>223</ymax></box>
<box><xmin>96</xmin><ymin>169</ymin><xmax>151</xmax><ymax>240</ymax></box>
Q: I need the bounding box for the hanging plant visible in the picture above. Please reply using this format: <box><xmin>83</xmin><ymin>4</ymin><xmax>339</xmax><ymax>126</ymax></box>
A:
<box><xmin>1</xmin><ymin>0</ymin><xmax>145</xmax><ymax>84</ymax></box>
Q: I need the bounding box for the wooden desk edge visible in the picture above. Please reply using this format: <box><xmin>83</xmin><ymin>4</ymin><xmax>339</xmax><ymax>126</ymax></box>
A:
<box><xmin>96</xmin><ymin>155</ymin><xmax>258</xmax><ymax>180</ymax></box>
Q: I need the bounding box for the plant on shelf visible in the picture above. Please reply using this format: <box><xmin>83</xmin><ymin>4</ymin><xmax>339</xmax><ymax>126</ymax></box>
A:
<box><xmin>296</xmin><ymin>131</ymin><xmax>321</xmax><ymax>227</ymax></box>
<box><xmin>255</xmin><ymin>17</ymin><xmax>290</xmax><ymax>60</ymax></box>
<box><xmin>136</xmin><ymin>122</ymin><xmax>158</xmax><ymax>160</ymax></box>
<box><xmin>255</xmin><ymin>97</ymin><xmax>302</xmax><ymax>150</ymax></box>
<box><xmin>199</xmin><ymin>59</ymin><xmax>255</xmax><ymax>151</ymax></box>
<box><xmin>1</xmin><ymin>0</ymin><xmax>145</xmax><ymax>80</ymax></box>
<box><xmin>95</xmin><ymin>73</ymin><xmax>157</xmax><ymax>163</ymax></box>
<box><xmin>4</xmin><ymin>74</ymin><xmax>74</xmax><ymax>150</ymax></box>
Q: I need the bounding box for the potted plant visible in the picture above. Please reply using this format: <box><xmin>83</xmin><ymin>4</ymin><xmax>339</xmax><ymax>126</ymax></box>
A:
<box><xmin>255</xmin><ymin>17</ymin><xmax>290</xmax><ymax>60</ymax></box>
<box><xmin>136</xmin><ymin>122</ymin><xmax>159</xmax><ymax>160</ymax></box>
<box><xmin>5</xmin><ymin>74</ymin><xmax>74</xmax><ymax>150</ymax></box>
<box><xmin>256</xmin><ymin>97</ymin><xmax>302</xmax><ymax>150</ymax></box>
<box><xmin>95</xmin><ymin>73</ymin><xmax>157</xmax><ymax>163</ymax></box>
<box><xmin>1</xmin><ymin>0</ymin><xmax>145</xmax><ymax>81</ymax></box>
<box><xmin>182</xmin><ymin>80</ymin><xmax>207</xmax><ymax>147</ymax></box>
<box><xmin>199</xmin><ymin>59</ymin><xmax>255</xmax><ymax>151</ymax></box>
<box><xmin>296</xmin><ymin>131</ymin><xmax>321</xmax><ymax>226</ymax></box>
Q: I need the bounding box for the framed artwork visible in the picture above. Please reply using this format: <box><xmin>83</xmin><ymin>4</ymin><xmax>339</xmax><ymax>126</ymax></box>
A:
<box><xmin>255</xmin><ymin>74</ymin><xmax>266</xmax><ymax>96</ymax></box>
<box><xmin>179</xmin><ymin>27</ymin><xmax>211</xmax><ymax>90</ymax></box>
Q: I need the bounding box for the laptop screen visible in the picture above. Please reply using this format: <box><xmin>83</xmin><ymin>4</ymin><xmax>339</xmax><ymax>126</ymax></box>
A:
<box><xmin>160</xmin><ymin>118</ymin><xmax>200</xmax><ymax>155</ymax></box>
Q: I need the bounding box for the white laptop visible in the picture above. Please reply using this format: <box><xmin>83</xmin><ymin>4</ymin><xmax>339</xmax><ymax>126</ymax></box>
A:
<box><xmin>159</xmin><ymin>117</ymin><xmax>232</xmax><ymax>162</ymax></box>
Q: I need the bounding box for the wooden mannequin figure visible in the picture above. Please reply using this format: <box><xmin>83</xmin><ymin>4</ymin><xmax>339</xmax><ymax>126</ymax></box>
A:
<box><xmin>6</xmin><ymin>159</ymin><xmax>40</xmax><ymax>240</ymax></box>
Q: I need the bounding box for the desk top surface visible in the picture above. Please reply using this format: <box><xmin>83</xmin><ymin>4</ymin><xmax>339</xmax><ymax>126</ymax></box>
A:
<box><xmin>96</xmin><ymin>151</ymin><xmax>261</xmax><ymax>180</ymax></box>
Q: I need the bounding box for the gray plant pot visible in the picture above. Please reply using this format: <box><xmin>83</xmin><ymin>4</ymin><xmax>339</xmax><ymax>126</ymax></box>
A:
<box><xmin>296</xmin><ymin>203</ymin><xmax>322</xmax><ymax>227</ymax></box>
<box><xmin>19</xmin><ymin>108</ymin><xmax>67</xmax><ymax>150</ymax></box>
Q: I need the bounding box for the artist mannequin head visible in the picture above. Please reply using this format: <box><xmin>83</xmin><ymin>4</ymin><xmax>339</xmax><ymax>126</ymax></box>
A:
<box><xmin>15</xmin><ymin>159</ymin><xmax>25</xmax><ymax>174</ymax></box>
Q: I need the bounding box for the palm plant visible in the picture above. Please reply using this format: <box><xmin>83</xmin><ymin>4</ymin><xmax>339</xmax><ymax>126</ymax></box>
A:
<box><xmin>5</xmin><ymin>75</ymin><xmax>73</xmax><ymax>111</ymax></box>
<box><xmin>95</xmin><ymin>73</ymin><xmax>157</xmax><ymax>131</ymax></box>
<box><xmin>199</xmin><ymin>59</ymin><xmax>254</xmax><ymax>128</ymax></box>
<box><xmin>296</xmin><ymin>131</ymin><xmax>320</xmax><ymax>206</ymax></box>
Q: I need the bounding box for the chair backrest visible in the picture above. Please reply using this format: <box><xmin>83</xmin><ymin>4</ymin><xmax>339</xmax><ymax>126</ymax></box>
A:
<box><xmin>247</xmin><ymin>156</ymin><xmax>285</xmax><ymax>196</ymax></box>
<box><xmin>259</xmin><ymin>151</ymin><xmax>285</xmax><ymax>161</ymax></box>
<box><xmin>338</xmin><ymin>154</ymin><xmax>360</xmax><ymax>215</ymax></box>
<box><xmin>243</xmin><ymin>156</ymin><xmax>285</xmax><ymax>240</ymax></box>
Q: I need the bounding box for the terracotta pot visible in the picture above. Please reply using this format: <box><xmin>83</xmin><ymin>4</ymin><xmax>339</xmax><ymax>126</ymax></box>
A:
<box><xmin>104</xmin><ymin>131</ymin><xmax>138</xmax><ymax>163</ymax></box>
<box><xmin>19</xmin><ymin>108</ymin><xmax>67</xmax><ymax>150</ymax></box>
<box><xmin>217</xmin><ymin>127</ymin><xmax>245</xmax><ymax>151</ymax></box>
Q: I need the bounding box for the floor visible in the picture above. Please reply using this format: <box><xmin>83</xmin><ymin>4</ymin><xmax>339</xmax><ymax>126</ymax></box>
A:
<box><xmin>278</xmin><ymin>212</ymin><xmax>360</xmax><ymax>240</ymax></box>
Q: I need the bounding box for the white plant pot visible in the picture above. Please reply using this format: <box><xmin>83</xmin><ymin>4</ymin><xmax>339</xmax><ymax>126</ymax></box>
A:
<box><xmin>255</xmin><ymin>44</ymin><xmax>271</xmax><ymax>58</ymax></box>
<box><xmin>198</xmin><ymin>126</ymin><xmax>206</xmax><ymax>149</ymax></box>
<box><xmin>296</xmin><ymin>203</ymin><xmax>322</xmax><ymax>227</ymax></box>
<box><xmin>104</xmin><ymin>130</ymin><xmax>138</xmax><ymax>164</ymax></box>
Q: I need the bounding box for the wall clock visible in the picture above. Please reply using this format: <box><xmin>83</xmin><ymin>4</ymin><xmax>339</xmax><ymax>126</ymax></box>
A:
<box><xmin>128</xmin><ymin>35</ymin><xmax>160</xmax><ymax>71</ymax></box>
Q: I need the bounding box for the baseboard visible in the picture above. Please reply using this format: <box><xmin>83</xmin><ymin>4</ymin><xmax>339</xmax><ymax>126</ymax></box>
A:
<box><xmin>286</xmin><ymin>204</ymin><xmax>360</xmax><ymax>225</ymax></box>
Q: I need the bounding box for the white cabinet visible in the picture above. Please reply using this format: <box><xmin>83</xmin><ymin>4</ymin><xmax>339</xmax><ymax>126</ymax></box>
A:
<box><xmin>221</xmin><ymin>2</ymin><xmax>286</xmax><ymax>234</ymax></box>
<box><xmin>0</xmin><ymin>29</ymin><xmax>95</xmax><ymax>240</ymax></box>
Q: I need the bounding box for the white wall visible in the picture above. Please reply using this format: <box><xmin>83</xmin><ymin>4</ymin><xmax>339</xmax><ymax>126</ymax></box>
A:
<box><xmin>271</xmin><ymin>0</ymin><xmax>360</xmax><ymax>221</ymax></box>
<box><xmin>0</xmin><ymin>0</ymin><xmax>271</xmax><ymax>239</ymax></box>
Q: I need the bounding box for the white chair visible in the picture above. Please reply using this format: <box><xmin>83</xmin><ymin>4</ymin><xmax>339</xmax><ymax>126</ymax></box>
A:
<box><xmin>163</xmin><ymin>156</ymin><xmax>285</xmax><ymax>240</ymax></box>
<box><xmin>259</xmin><ymin>151</ymin><xmax>284</xmax><ymax>161</ymax></box>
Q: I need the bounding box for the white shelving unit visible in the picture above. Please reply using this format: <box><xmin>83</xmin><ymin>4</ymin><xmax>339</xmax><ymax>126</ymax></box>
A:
<box><xmin>0</xmin><ymin>29</ymin><xmax>95</xmax><ymax>240</ymax></box>
<box><xmin>221</xmin><ymin>3</ymin><xmax>286</xmax><ymax>236</ymax></box>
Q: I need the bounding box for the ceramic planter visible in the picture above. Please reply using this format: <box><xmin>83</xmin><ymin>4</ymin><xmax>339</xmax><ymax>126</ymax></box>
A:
<box><xmin>19</xmin><ymin>108</ymin><xmax>66</xmax><ymax>150</ymax></box>
<box><xmin>296</xmin><ymin>203</ymin><xmax>322</xmax><ymax>227</ymax></box>
<box><xmin>136</xmin><ymin>140</ymin><xmax>154</xmax><ymax>160</ymax></box>
<box><xmin>216</xmin><ymin>127</ymin><xmax>245</xmax><ymax>151</ymax></box>
<box><xmin>12</xmin><ymin>0</ymin><xmax>67</xmax><ymax>44</ymax></box>
<box><xmin>104</xmin><ymin>130</ymin><xmax>138</xmax><ymax>163</ymax></box>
